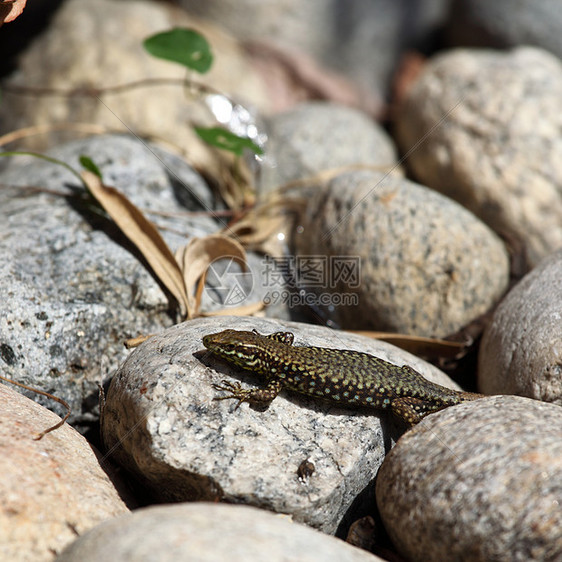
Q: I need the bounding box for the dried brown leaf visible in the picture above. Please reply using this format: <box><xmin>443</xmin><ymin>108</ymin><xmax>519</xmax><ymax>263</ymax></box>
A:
<box><xmin>1</xmin><ymin>0</ymin><xmax>26</xmax><ymax>25</ymax></box>
<box><xmin>124</xmin><ymin>334</ymin><xmax>154</xmax><ymax>349</ymax></box>
<box><xmin>226</xmin><ymin>197</ymin><xmax>306</xmax><ymax>256</ymax></box>
<box><xmin>175</xmin><ymin>234</ymin><xmax>248</xmax><ymax>318</ymax></box>
<box><xmin>81</xmin><ymin>170</ymin><xmax>189</xmax><ymax>316</ymax></box>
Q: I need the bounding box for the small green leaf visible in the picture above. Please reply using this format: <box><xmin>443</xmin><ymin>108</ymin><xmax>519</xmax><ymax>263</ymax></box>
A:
<box><xmin>194</xmin><ymin>127</ymin><xmax>264</xmax><ymax>156</ymax></box>
<box><xmin>143</xmin><ymin>28</ymin><xmax>213</xmax><ymax>73</ymax></box>
<box><xmin>79</xmin><ymin>155</ymin><xmax>102</xmax><ymax>179</ymax></box>
<box><xmin>0</xmin><ymin>151</ymin><xmax>85</xmax><ymax>186</ymax></box>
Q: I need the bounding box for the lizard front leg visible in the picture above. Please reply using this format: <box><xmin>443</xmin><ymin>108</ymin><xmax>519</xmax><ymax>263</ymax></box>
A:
<box><xmin>212</xmin><ymin>378</ymin><xmax>284</xmax><ymax>409</ymax></box>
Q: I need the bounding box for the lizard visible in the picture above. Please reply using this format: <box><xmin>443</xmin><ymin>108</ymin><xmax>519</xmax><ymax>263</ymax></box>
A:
<box><xmin>202</xmin><ymin>329</ymin><xmax>484</xmax><ymax>425</ymax></box>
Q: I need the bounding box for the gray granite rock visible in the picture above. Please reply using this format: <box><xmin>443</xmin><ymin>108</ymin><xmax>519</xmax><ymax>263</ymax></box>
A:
<box><xmin>101</xmin><ymin>315</ymin><xmax>461</xmax><ymax>534</ymax></box>
<box><xmin>376</xmin><ymin>395</ymin><xmax>562</xmax><ymax>562</ymax></box>
<box><xmin>479</xmin><ymin>249</ymin><xmax>562</xmax><ymax>403</ymax></box>
<box><xmin>0</xmin><ymin>134</ymin><xmax>217</xmax><ymax>428</ymax></box>
<box><xmin>259</xmin><ymin>102</ymin><xmax>397</xmax><ymax>194</ymax></box>
<box><xmin>0</xmin><ymin>384</ymin><xmax>129</xmax><ymax>562</ymax></box>
<box><xmin>293</xmin><ymin>170</ymin><xmax>509</xmax><ymax>337</ymax></box>
<box><xmin>447</xmin><ymin>0</ymin><xmax>562</xmax><ymax>59</ymax></box>
<box><xmin>56</xmin><ymin>503</ymin><xmax>383</xmax><ymax>562</ymax></box>
<box><xmin>395</xmin><ymin>47</ymin><xmax>562</xmax><ymax>267</ymax></box>
<box><xmin>0</xmin><ymin>0</ymin><xmax>269</xmax><ymax>164</ymax></box>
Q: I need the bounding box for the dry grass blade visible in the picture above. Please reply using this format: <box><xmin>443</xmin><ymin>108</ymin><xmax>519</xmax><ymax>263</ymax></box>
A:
<box><xmin>226</xmin><ymin>196</ymin><xmax>306</xmax><ymax>256</ymax></box>
<box><xmin>81</xmin><ymin>170</ymin><xmax>189</xmax><ymax>317</ymax></box>
<box><xmin>175</xmin><ymin>234</ymin><xmax>248</xmax><ymax>318</ymax></box>
<box><xmin>0</xmin><ymin>375</ymin><xmax>71</xmax><ymax>440</ymax></box>
<box><xmin>195</xmin><ymin>147</ymin><xmax>255</xmax><ymax>211</ymax></box>
<box><xmin>276</xmin><ymin>163</ymin><xmax>401</xmax><ymax>196</ymax></box>
<box><xmin>347</xmin><ymin>330</ymin><xmax>466</xmax><ymax>360</ymax></box>
<box><xmin>0</xmin><ymin>122</ymin><xmax>110</xmax><ymax>147</ymax></box>
<box><xmin>124</xmin><ymin>334</ymin><xmax>154</xmax><ymax>349</ymax></box>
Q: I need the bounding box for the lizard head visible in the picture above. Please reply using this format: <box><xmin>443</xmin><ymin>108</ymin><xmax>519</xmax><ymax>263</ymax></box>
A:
<box><xmin>202</xmin><ymin>329</ymin><xmax>273</xmax><ymax>372</ymax></box>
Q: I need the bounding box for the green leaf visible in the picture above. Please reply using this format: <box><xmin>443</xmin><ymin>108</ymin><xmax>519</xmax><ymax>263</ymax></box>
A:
<box><xmin>194</xmin><ymin>127</ymin><xmax>264</xmax><ymax>156</ymax></box>
<box><xmin>79</xmin><ymin>155</ymin><xmax>102</xmax><ymax>179</ymax></box>
<box><xmin>143</xmin><ymin>28</ymin><xmax>213</xmax><ymax>73</ymax></box>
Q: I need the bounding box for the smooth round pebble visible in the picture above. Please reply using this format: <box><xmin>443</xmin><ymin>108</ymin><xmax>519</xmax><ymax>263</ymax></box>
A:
<box><xmin>101</xmin><ymin>315</ymin><xmax>461</xmax><ymax>534</ymax></box>
<box><xmin>55</xmin><ymin>503</ymin><xmax>383</xmax><ymax>562</ymax></box>
<box><xmin>293</xmin><ymin>170</ymin><xmax>509</xmax><ymax>337</ymax></box>
<box><xmin>376</xmin><ymin>395</ymin><xmax>562</xmax><ymax>562</ymax></box>
<box><xmin>259</xmin><ymin>102</ymin><xmax>397</xmax><ymax>194</ymax></box>
<box><xmin>479</xmin><ymin>249</ymin><xmax>562</xmax><ymax>402</ymax></box>
<box><xmin>395</xmin><ymin>46</ymin><xmax>562</xmax><ymax>267</ymax></box>
<box><xmin>0</xmin><ymin>384</ymin><xmax>129</xmax><ymax>561</ymax></box>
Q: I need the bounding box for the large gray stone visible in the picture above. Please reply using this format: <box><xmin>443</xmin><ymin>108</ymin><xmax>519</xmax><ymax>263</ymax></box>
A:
<box><xmin>56</xmin><ymin>503</ymin><xmax>383</xmax><ymax>562</ymax></box>
<box><xmin>259</xmin><ymin>102</ymin><xmax>397</xmax><ymax>194</ymax></box>
<box><xmin>396</xmin><ymin>47</ymin><xmax>562</xmax><ymax>267</ymax></box>
<box><xmin>0</xmin><ymin>134</ymin><xmax>217</xmax><ymax>429</ymax></box>
<box><xmin>376</xmin><ymin>395</ymin><xmax>562</xmax><ymax>562</ymax></box>
<box><xmin>293</xmin><ymin>170</ymin><xmax>509</xmax><ymax>337</ymax></box>
<box><xmin>101</xmin><ymin>315</ymin><xmax>462</xmax><ymax>534</ymax></box>
<box><xmin>479</xmin><ymin>249</ymin><xmax>562</xmax><ymax>403</ymax></box>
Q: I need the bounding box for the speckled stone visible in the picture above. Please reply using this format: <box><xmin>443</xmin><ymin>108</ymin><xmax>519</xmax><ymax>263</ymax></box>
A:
<box><xmin>259</xmin><ymin>102</ymin><xmax>397</xmax><ymax>194</ymax></box>
<box><xmin>293</xmin><ymin>169</ymin><xmax>509</xmax><ymax>337</ymax></box>
<box><xmin>0</xmin><ymin>384</ymin><xmax>129</xmax><ymax>562</ymax></box>
<box><xmin>101</xmin><ymin>315</ymin><xmax>462</xmax><ymax>534</ymax></box>
<box><xmin>56</xmin><ymin>503</ymin><xmax>384</xmax><ymax>562</ymax></box>
<box><xmin>376</xmin><ymin>395</ymin><xmax>562</xmax><ymax>562</ymax></box>
<box><xmin>479</xmin><ymin>249</ymin><xmax>562</xmax><ymax>403</ymax></box>
<box><xmin>395</xmin><ymin>46</ymin><xmax>562</xmax><ymax>267</ymax></box>
<box><xmin>0</xmin><ymin>134</ymin><xmax>216</xmax><ymax>428</ymax></box>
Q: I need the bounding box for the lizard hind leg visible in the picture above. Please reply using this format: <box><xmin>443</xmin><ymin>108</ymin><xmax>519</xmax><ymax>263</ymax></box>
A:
<box><xmin>391</xmin><ymin>396</ymin><xmax>431</xmax><ymax>426</ymax></box>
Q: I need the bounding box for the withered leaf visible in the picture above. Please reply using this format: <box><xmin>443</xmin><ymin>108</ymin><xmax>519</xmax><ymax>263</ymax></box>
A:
<box><xmin>225</xmin><ymin>196</ymin><xmax>305</xmax><ymax>257</ymax></box>
<box><xmin>175</xmin><ymin>234</ymin><xmax>248</xmax><ymax>318</ymax></box>
<box><xmin>81</xmin><ymin>170</ymin><xmax>189</xmax><ymax>317</ymax></box>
